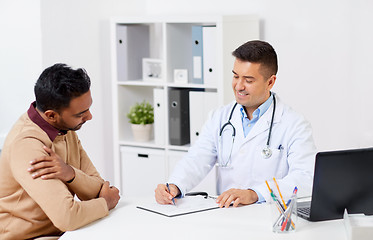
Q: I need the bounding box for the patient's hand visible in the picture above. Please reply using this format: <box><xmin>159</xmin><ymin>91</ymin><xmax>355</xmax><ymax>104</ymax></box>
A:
<box><xmin>28</xmin><ymin>146</ymin><xmax>75</xmax><ymax>182</ymax></box>
<box><xmin>99</xmin><ymin>181</ymin><xmax>120</xmax><ymax>210</ymax></box>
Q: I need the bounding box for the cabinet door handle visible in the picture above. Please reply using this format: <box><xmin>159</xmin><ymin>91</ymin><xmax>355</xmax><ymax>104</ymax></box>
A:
<box><xmin>138</xmin><ymin>153</ymin><xmax>149</xmax><ymax>158</ymax></box>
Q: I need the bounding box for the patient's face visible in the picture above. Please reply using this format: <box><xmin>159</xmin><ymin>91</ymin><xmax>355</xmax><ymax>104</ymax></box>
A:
<box><xmin>54</xmin><ymin>90</ymin><xmax>93</xmax><ymax>131</ymax></box>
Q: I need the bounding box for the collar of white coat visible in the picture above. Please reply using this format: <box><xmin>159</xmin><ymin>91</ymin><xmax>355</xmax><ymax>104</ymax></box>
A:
<box><xmin>230</xmin><ymin>92</ymin><xmax>284</xmax><ymax>141</ymax></box>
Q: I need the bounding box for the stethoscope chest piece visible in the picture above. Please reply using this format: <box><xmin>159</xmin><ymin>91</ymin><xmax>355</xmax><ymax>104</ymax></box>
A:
<box><xmin>261</xmin><ymin>146</ymin><xmax>272</xmax><ymax>159</ymax></box>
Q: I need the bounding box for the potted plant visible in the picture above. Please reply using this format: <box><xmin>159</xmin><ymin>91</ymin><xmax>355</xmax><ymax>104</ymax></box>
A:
<box><xmin>127</xmin><ymin>101</ymin><xmax>154</xmax><ymax>142</ymax></box>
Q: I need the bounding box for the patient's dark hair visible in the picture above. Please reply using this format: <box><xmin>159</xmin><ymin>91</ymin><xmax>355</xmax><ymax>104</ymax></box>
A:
<box><xmin>34</xmin><ymin>63</ymin><xmax>91</xmax><ymax>112</ymax></box>
<box><xmin>232</xmin><ymin>40</ymin><xmax>278</xmax><ymax>79</ymax></box>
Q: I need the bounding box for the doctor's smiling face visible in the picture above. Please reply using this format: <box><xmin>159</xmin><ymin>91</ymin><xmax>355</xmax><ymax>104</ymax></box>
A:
<box><xmin>232</xmin><ymin>59</ymin><xmax>276</xmax><ymax>118</ymax></box>
<box><xmin>231</xmin><ymin>40</ymin><xmax>278</xmax><ymax>118</ymax></box>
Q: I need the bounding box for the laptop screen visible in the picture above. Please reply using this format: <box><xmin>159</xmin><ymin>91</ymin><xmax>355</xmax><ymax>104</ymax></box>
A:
<box><xmin>307</xmin><ymin>147</ymin><xmax>373</xmax><ymax>221</ymax></box>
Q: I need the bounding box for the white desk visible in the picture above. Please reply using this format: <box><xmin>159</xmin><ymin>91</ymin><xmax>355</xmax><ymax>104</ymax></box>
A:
<box><xmin>60</xmin><ymin>198</ymin><xmax>348</xmax><ymax>240</ymax></box>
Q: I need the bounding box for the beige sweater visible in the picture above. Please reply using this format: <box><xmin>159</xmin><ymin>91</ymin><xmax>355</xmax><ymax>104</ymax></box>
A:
<box><xmin>0</xmin><ymin>110</ymin><xmax>108</xmax><ymax>239</ymax></box>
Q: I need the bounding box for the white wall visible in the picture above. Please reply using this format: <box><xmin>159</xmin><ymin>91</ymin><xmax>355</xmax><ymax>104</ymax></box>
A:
<box><xmin>0</xmin><ymin>0</ymin><xmax>42</xmax><ymax>148</ymax></box>
<box><xmin>40</xmin><ymin>0</ymin><xmax>146</xmax><ymax>182</ymax></box>
<box><xmin>2</xmin><ymin>0</ymin><xmax>373</xmax><ymax>183</ymax></box>
<box><xmin>145</xmin><ymin>0</ymin><xmax>373</xmax><ymax>151</ymax></box>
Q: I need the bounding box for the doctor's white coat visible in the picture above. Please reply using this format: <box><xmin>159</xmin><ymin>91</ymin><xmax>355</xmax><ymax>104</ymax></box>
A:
<box><xmin>168</xmin><ymin>94</ymin><xmax>317</xmax><ymax>202</ymax></box>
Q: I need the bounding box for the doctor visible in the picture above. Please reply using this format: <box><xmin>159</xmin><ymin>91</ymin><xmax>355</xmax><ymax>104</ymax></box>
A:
<box><xmin>155</xmin><ymin>40</ymin><xmax>316</xmax><ymax>208</ymax></box>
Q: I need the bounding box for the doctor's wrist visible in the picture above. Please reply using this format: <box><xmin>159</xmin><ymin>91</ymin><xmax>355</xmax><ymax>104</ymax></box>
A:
<box><xmin>167</xmin><ymin>183</ymin><xmax>181</xmax><ymax>198</ymax></box>
<box><xmin>247</xmin><ymin>189</ymin><xmax>259</xmax><ymax>204</ymax></box>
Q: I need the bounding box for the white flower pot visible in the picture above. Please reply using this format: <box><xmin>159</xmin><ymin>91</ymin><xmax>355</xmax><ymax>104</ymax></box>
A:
<box><xmin>131</xmin><ymin>124</ymin><xmax>153</xmax><ymax>142</ymax></box>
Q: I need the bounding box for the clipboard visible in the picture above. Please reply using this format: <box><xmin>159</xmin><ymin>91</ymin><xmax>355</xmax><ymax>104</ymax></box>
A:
<box><xmin>136</xmin><ymin>194</ymin><xmax>219</xmax><ymax>217</ymax></box>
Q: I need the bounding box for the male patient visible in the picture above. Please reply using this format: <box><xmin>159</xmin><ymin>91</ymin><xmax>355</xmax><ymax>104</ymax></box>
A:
<box><xmin>0</xmin><ymin>63</ymin><xmax>120</xmax><ymax>239</ymax></box>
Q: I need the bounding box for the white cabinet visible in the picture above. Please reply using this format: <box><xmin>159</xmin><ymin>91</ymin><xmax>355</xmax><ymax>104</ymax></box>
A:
<box><xmin>111</xmin><ymin>15</ymin><xmax>259</xmax><ymax>193</ymax></box>
<box><xmin>120</xmin><ymin>146</ymin><xmax>166</xmax><ymax>197</ymax></box>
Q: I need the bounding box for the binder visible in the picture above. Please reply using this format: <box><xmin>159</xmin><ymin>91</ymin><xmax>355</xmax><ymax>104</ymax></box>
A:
<box><xmin>153</xmin><ymin>88</ymin><xmax>165</xmax><ymax>145</ymax></box>
<box><xmin>168</xmin><ymin>89</ymin><xmax>191</xmax><ymax>145</ymax></box>
<box><xmin>116</xmin><ymin>24</ymin><xmax>149</xmax><ymax>81</ymax></box>
<box><xmin>191</xmin><ymin>26</ymin><xmax>203</xmax><ymax>84</ymax></box>
<box><xmin>189</xmin><ymin>91</ymin><xmax>218</xmax><ymax>145</ymax></box>
<box><xmin>202</xmin><ymin>26</ymin><xmax>217</xmax><ymax>87</ymax></box>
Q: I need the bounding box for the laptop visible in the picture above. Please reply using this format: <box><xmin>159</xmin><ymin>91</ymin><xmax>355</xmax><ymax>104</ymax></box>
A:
<box><xmin>297</xmin><ymin>147</ymin><xmax>373</xmax><ymax>221</ymax></box>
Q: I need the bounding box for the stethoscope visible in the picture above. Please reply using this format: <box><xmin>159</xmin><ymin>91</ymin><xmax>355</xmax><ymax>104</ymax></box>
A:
<box><xmin>217</xmin><ymin>94</ymin><xmax>276</xmax><ymax>168</ymax></box>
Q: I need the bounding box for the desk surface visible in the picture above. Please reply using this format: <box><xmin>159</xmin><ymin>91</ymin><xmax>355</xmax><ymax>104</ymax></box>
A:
<box><xmin>60</xmin><ymin>198</ymin><xmax>348</xmax><ymax>240</ymax></box>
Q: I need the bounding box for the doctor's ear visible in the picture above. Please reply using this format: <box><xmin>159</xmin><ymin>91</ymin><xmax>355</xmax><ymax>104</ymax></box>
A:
<box><xmin>267</xmin><ymin>75</ymin><xmax>276</xmax><ymax>89</ymax></box>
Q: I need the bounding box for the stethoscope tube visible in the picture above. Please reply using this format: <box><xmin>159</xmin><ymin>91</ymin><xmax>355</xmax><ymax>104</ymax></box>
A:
<box><xmin>219</xmin><ymin>93</ymin><xmax>276</xmax><ymax>166</ymax></box>
<box><xmin>266</xmin><ymin>94</ymin><xmax>276</xmax><ymax>147</ymax></box>
<box><xmin>262</xmin><ymin>95</ymin><xmax>276</xmax><ymax>159</ymax></box>
<box><xmin>219</xmin><ymin>102</ymin><xmax>237</xmax><ymax>137</ymax></box>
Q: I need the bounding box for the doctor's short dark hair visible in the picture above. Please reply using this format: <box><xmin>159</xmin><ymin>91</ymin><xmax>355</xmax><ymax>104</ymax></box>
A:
<box><xmin>232</xmin><ymin>40</ymin><xmax>278</xmax><ymax>79</ymax></box>
<box><xmin>34</xmin><ymin>63</ymin><xmax>91</xmax><ymax>113</ymax></box>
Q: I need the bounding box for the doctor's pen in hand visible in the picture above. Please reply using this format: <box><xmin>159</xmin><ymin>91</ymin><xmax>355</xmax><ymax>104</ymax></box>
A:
<box><xmin>217</xmin><ymin>94</ymin><xmax>277</xmax><ymax>168</ymax></box>
<box><xmin>166</xmin><ymin>183</ymin><xmax>176</xmax><ymax>205</ymax></box>
<box><xmin>155</xmin><ymin>183</ymin><xmax>180</xmax><ymax>205</ymax></box>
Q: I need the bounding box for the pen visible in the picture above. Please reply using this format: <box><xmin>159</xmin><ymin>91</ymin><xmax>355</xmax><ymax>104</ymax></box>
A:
<box><xmin>267</xmin><ymin>181</ymin><xmax>288</xmax><ymax>229</ymax></box>
<box><xmin>281</xmin><ymin>195</ymin><xmax>296</xmax><ymax>231</ymax></box>
<box><xmin>273</xmin><ymin>177</ymin><xmax>287</xmax><ymax>209</ymax></box>
<box><xmin>270</xmin><ymin>192</ymin><xmax>285</xmax><ymax>211</ymax></box>
<box><xmin>281</xmin><ymin>210</ymin><xmax>290</xmax><ymax>231</ymax></box>
<box><xmin>285</xmin><ymin>204</ymin><xmax>294</xmax><ymax>231</ymax></box>
<box><xmin>267</xmin><ymin>180</ymin><xmax>296</xmax><ymax>230</ymax></box>
<box><xmin>266</xmin><ymin>180</ymin><xmax>285</xmax><ymax>211</ymax></box>
<box><xmin>265</xmin><ymin>180</ymin><xmax>272</xmax><ymax>194</ymax></box>
<box><xmin>166</xmin><ymin>183</ymin><xmax>176</xmax><ymax>205</ymax></box>
<box><xmin>286</xmin><ymin>186</ymin><xmax>298</xmax><ymax>206</ymax></box>
<box><xmin>272</xmin><ymin>194</ymin><xmax>287</xmax><ymax>228</ymax></box>
<box><xmin>282</xmin><ymin>186</ymin><xmax>298</xmax><ymax>231</ymax></box>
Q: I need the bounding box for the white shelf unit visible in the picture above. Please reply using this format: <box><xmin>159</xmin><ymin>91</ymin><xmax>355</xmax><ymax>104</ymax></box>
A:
<box><xmin>110</xmin><ymin>15</ymin><xmax>259</xmax><ymax>196</ymax></box>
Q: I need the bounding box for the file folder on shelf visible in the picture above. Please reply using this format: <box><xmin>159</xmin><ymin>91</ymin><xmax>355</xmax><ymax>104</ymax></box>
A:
<box><xmin>116</xmin><ymin>24</ymin><xmax>149</xmax><ymax>81</ymax></box>
<box><xmin>202</xmin><ymin>26</ymin><xmax>217</xmax><ymax>87</ymax></box>
<box><xmin>169</xmin><ymin>88</ymin><xmax>205</xmax><ymax>146</ymax></box>
<box><xmin>153</xmin><ymin>88</ymin><xmax>165</xmax><ymax>145</ymax></box>
<box><xmin>168</xmin><ymin>88</ymin><xmax>191</xmax><ymax>146</ymax></box>
<box><xmin>189</xmin><ymin>91</ymin><xmax>218</xmax><ymax>145</ymax></box>
<box><xmin>192</xmin><ymin>26</ymin><xmax>203</xmax><ymax>84</ymax></box>
<box><xmin>191</xmin><ymin>25</ymin><xmax>217</xmax><ymax>85</ymax></box>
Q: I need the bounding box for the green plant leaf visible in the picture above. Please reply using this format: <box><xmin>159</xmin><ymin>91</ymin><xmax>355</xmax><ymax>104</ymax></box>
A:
<box><xmin>126</xmin><ymin>100</ymin><xmax>154</xmax><ymax>124</ymax></box>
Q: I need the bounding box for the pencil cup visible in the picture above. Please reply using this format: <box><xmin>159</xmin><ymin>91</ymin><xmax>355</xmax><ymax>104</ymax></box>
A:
<box><xmin>269</xmin><ymin>193</ymin><xmax>297</xmax><ymax>233</ymax></box>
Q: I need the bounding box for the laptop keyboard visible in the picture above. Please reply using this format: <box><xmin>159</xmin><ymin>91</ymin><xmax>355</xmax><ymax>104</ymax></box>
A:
<box><xmin>298</xmin><ymin>206</ymin><xmax>311</xmax><ymax>216</ymax></box>
<box><xmin>297</xmin><ymin>201</ymin><xmax>311</xmax><ymax>219</ymax></box>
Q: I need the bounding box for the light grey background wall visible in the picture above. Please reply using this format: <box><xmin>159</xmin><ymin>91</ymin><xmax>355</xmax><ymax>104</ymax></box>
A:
<box><xmin>39</xmin><ymin>0</ymin><xmax>145</xmax><ymax>183</ymax></box>
<box><xmin>1</xmin><ymin>0</ymin><xmax>373</xmax><ymax>184</ymax></box>
<box><xmin>0</xmin><ymin>0</ymin><xmax>42</xmax><ymax>147</ymax></box>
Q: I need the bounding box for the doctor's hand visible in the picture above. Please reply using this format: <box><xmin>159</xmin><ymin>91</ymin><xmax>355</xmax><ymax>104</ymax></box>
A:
<box><xmin>155</xmin><ymin>184</ymin><xmax>180</xmax><ymax>205</ymax></box>
<box><xmin>28</xmin><ymin>145</ymin><xmax>75</xmax><ymax>183</ymax></box>
<box><xmin>216</xmin><ymin>188</ymin><xmax>258</xmax><ymax>208</ymax></box>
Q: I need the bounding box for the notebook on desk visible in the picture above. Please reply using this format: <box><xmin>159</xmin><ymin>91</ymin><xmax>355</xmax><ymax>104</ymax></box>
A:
<box><xmin>297</xmin><ymin>147</ymin><xmax>373</xmax><ymax>221</ymax></box>
<box><xmin>137</xmin><ymin>194</ymin><xmax>219</xmax><ymax>217</ymax></box>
